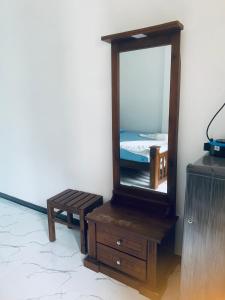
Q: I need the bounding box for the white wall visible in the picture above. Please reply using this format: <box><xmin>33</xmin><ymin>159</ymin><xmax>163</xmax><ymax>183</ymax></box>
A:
<box><xmin>1</xmin><ymin>0</ymin><xmax>225</xmax><ymax>254</ymax></box>
<box><xmin>120</xmin><ymin>47</ymin><xmax>168</xmax><ymax>133</ymax></box>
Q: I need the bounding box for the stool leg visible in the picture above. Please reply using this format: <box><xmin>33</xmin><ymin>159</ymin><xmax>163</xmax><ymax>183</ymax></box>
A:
<box><xmin>79</xmin><ymin>211</ymin><xmax>87</xmax><ymax>254</ymax></box>
<box><xmin>47</xmin><ymin>204</ymin><xmax>56</xmax><ymax>242</ymax></box>
<box><xmin>67</xmin><ymin>212</ymin><xmax>73</xmax><ymax>229</ymax></box>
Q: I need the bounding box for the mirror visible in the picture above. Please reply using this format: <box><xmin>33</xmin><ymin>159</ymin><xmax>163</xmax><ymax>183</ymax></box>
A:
<box><xmin>119</xmin><ymin>45</ymin><xmax>172</xmax><ymax>193</ymax></box>
<box><xmin>102</xmin><ymin>20</ymin><xmax>183</xmax><ymax>210</ymax></box>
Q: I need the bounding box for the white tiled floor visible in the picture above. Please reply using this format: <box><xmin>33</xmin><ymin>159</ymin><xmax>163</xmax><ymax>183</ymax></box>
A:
<box><xmin>0</xmin><ymin>198</ymin><xmax>180</xmax><ymax>300</ymax></box>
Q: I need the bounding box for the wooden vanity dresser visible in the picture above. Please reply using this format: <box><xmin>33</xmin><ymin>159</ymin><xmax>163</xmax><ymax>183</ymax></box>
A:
<box><xmin>85</xmin><ymin>200</ymin><xmax>178</xmax><ymax>298</ymax></box>
<box><xmin>84</xmin><ymin>21</ymin><xmax>183</xmax><ymax>299</ymax></box>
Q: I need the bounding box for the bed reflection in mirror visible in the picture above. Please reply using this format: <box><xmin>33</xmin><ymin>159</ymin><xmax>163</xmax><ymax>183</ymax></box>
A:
<box><xmin>119</xmin><ymin>45</ymin><xmax>171</xmax><ymax>193</ymax></box>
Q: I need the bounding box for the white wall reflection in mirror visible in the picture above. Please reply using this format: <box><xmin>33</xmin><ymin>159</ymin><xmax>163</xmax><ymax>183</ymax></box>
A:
<box><xmin>119</xmin><ymin>45</ymin><xmax>171</xmax><ymax>193</ymax></box>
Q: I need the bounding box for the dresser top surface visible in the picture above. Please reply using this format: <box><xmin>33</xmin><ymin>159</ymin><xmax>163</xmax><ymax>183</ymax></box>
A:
<box><xmin>86</xmin><ymin>201</ymin><xmax>177</xmax><ymax>243</ymax></box>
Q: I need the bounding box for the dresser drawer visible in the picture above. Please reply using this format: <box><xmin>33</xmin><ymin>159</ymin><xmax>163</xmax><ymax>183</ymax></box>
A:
<box><xmin>96</xmin><ymin>224</ymin><xmax>147</xmax><ymax>260</ymax></box>
<box><xmin>97</xmin><ymin>243</ymin><xmax>146</xmax><ymax>281</ymax></box>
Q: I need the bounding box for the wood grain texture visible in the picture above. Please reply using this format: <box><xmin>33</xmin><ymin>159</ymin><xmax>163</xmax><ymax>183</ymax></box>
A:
<box><xmin>166</xmin><ymin>31</ymin><xmax>181</xmax><ymax>213</ymax></box>
<box><xmin>97</xmin><ymin>243</ymin><xmax>146</xmax><ymax>281</ymax></box>
<box><xmin>86</xmin><ymin>201</ymin><xmax>177</xmax><ymax>243</ymax></box>
<box><xmin>96</xmin><ymin>223</ymin><xmax>147</xmax><ymax>259</ymax></box>
<box><xmin>47</xmin><ymin>203</ymin><xmax>56</xmax><ymax>242</ymax></box>
<box><xmin>107</xmin><ymin>21</ymin><xmax>183</xmax><ymax>215</ymax></box>
<box><xmin>101</xmin><ymin>21</ymin><xmax>183</xmax><ymax>43</ymax></box>
<box><xmin>84</xmin><ymin>21</ymin><xmax>183</xmax><ymax>299</ymax></box>
<box><xmin>111</xmin><ymin>42</ymin><xmax>120</xmax><ymax>191</ymax></box>
<box><xmin>47</xmin><ymin>189</ymin><xmax>103</xmax><ymax>254</ymax></box>
<box><xmin>147</xmin><ymin>241</ymin><xmax>157</xmax><ymax>290</ymax></box>
<box><xmin>87</xmin><ymin>220</ymin><xmax>97</xmax><ymax>258</ymax></box>
<box><xmin>119</xmin><ymin>145</ymin><xmax>167</xmax><ymax>190</ymax></box>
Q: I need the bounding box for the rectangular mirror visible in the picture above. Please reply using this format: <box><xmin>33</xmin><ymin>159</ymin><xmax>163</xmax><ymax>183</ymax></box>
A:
<box><xmin>119</xmin><ymin>45</ymin><xmax>172</xmax><ymax>194</ymax></box>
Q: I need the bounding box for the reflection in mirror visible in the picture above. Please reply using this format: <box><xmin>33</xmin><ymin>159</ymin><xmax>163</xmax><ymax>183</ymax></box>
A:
<box><xmin>119</xmin><ymin>45</ymin><xmax>171</xmax><ymax>193</ymax></box>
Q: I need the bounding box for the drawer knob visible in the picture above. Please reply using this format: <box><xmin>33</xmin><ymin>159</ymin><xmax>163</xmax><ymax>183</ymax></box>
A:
<box><xmin>116</xmin><ymin>259</ymin><xmax>121</xmax><ymax>265</ymax></box>
<box><xmin>188</xmin><ymin>218</ymin><xmax>193</xmax><ymax>224</ymax></box>
<box><xmin>116</xmin><ymin>240</ymin><xmax>122</xmax><ymax>246</ymax></box>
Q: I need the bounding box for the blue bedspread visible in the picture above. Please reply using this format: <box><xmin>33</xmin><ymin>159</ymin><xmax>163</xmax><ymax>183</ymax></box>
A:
<box><xmin>120</xmin><ymin>130</ymin><xmax>150</xmax><ymax>163</ymax></box>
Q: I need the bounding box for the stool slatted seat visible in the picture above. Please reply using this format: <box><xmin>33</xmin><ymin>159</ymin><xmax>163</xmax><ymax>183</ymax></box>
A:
<box><xmin>47</xmin><ymin>189</ymin><xmax>103</xmax><ymax>254</ymax></box>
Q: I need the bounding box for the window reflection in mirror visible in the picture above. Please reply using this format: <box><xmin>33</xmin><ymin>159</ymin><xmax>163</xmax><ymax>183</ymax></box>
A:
<box><xmin>119</xmin><ymin>45</ymin><xmax>171</xmax><ymax>194</ymax></box>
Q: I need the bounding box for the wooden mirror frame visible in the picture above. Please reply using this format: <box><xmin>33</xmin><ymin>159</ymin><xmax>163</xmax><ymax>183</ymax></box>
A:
<box><xmin>102</xmin><ymin>21</ymin><xmax>183</xmax><ymax>216</ymax></box>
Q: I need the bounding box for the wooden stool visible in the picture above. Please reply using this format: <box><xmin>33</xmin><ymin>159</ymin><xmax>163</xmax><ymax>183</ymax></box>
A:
<box><xmin>47</xmin><ymin>189</ymin><xmax>103</xmax><ymax>254</ymax></box>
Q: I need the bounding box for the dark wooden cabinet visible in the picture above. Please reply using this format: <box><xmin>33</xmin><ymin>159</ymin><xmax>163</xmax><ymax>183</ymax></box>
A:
<box><xmin>96</xmin><ymin>243</ymin><xmax>147</xmax><ymax>281</ymax></box>
<box><xmin>96</xmin><ymin>223</ymin><xmax>147</xmax><ymax>259</ymax></box>
<box><xmin>180</xmin><ymin>155</ymin><xmax>225</xmax><ymax>300</ymax></box>
<box><xmin>84</xmin><ymin>201</ymin><xmax>179</xmax><ymax>299</ymax></box>
<box><xmin>84</xmin><ymin>21</ymin><xmax>183</xmax><ymax>299</ymax></box>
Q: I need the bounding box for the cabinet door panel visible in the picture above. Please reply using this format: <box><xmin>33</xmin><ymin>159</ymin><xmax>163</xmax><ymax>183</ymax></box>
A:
<box><xmin>181</xmin><ymin>172</ymin><xmax>225</xmax><ymax>300</ymax></box>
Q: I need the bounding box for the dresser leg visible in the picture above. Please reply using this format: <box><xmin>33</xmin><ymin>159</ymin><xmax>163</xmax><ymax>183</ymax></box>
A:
<box><xmin>86</xmin><ymin>220</ymin><xmax>96</xmax><ymax>257</ymax></box>
<box><xmin>147</xmin><ymin>241</ymin><xmax>157</xmax><ymax>290</ymax></box>
<box><xmin>84</xmin><ymin>256</ymin><xmax>100</xmax><ymax>273</ymax></box>
<box><xmin>84</xmin><ymin>219</ymin><xmax>99</xmax><ymax>272</ymax></box>
<box><xmin>139</xmin><ymin>288</ymin><xmax>160</xmax><ymax>300</ymax></box>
